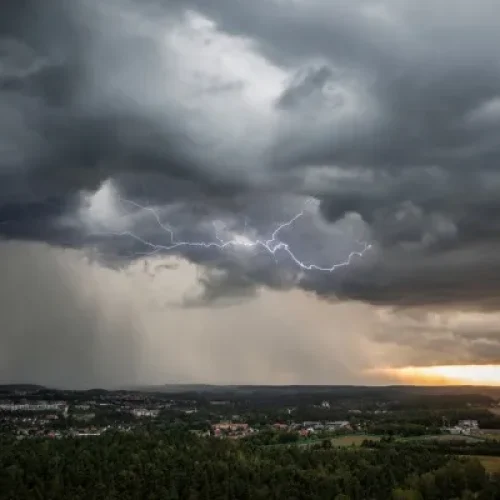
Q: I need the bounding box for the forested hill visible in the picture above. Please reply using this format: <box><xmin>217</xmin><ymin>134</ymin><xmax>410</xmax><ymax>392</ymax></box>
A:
<box><xmin>0</xmin><ymin>431</ymin><xmax>499</xmax><ymax>499</ymax></box>
<box><xmin>0</xmin><ymin>385</ymin><xmax>46</xmax><ymax>392</ymax></box>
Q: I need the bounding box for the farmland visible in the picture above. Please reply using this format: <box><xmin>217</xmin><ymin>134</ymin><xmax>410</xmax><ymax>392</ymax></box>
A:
<box><xmin>331</xmin><ymin>434</ymin><xmax>380</xmax><ymax>447</ymax></box>
<box><xmin>475</xmin><ymin>456</ymin><xmax>500</xmax><ymax>474</ymax></box>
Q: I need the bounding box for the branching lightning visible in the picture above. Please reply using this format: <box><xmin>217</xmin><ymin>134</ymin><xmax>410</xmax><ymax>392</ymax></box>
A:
<box><xmin>106</xmin><ymin>198</ymin><xmax>372</xmax><ymax>272</ymax></box>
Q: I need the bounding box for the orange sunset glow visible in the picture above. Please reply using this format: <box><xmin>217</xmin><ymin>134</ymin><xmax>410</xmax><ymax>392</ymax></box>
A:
<box><xmin>374</xmin><ymin>365</ymin><xmax>500</xmax><ymax>386</ymax></box>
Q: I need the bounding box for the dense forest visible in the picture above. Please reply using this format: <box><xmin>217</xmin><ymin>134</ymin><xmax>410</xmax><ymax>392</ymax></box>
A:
<box><xmin>0</xmin><ymin>432</ymin><xmax>499</xmax><ymax>500</ymax></box>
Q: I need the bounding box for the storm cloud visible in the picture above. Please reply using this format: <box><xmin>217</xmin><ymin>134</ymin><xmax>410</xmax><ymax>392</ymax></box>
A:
<box><xmin>3</xmin><ymin>0</ymin><xmax>500</xmax><ymax>312</ymax></box>
<box><xmin>0</xmin><ymin>241</ymin><xmax>141</xmax><ymax>389</ymax></box>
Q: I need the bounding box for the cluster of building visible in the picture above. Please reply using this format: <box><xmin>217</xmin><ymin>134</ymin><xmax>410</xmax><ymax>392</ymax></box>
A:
<box><xmin>130</xmin><ymin>408</ymin><xmax>160</xmax><ymax>418</ymax></box>
<box><xmin>212</xmin><ymin>422</ymin><xmax>253</xmax><ymax>438</ymax></box>
<box><xmin>0</xmin><ymin>401</ymin><xmax>68</xmax><ymax>412</ymax></box>
<box><xmin>0</xmin><ymin>397</ymin><xmax>163</xmax><ymax>437</ymax></box>
<box><xmin>302</xmin><ymin>420</ymin><xmax>351</xmax><ymax>432</ymax></box>
<box><xmin>15</xmin><ymin>426</ymin><xmax>112</xmax><ymax>440</ymax></box>
<box><xmin>441</xmin><ymin>419</ymin><xmax>480</xmax><ymax>435</ymax></box>
<box><xmin>209</xmin><ymin>420</ymin><xmax>354</xmax><ymax>439</ymax></box>
<box><xmin>0</xmin><ymin>398</ymin><xmax>183</xmax><ymax>420</ymax></box>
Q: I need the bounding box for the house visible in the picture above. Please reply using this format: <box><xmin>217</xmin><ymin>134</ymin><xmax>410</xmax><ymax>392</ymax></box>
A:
<box><xmin>442</xmin><ymin>421</ymin><xmax>478</xmax><ymax>435</ymax></box>
<box><xmin>326</xmin><ymin>421</ymin><xmax>351</xmax><ymax>431</ymax></box>
<box><xmin>212</xmin><ymin>422</ymin><xmax>249</xmax><ymax>432</ymax></box>
<box><xmin>458</xmin><ymin>420</ymin><xmax>479</xmax><ymax>429</ymax></box>
<box><xmin>303</xmin><ymin>421</ymin><xmax>322</xmax><ymax>429</ymax></box>
<box><xmin>212</xmin><ymin>422</ymin><xmax>251</xmax><ymax>438</ymax></box>
<box><xmin>74</xmin><ymin>404</ymin><xmax>91</xmax><ymax>411</ymax></box>
<box><xmin>273</xmin><ymin>423</ymin><xmax>289</xmax><ymax>431</ymax></box>
<box><xmin>0</xmin><ymin>402</ymin><xmax>67</xmax><ymax>412</ymax></box>
<box><xmin>131</xmin><ymin>409</ymin><xmax>159</xmax><ymax>418</ymax></box>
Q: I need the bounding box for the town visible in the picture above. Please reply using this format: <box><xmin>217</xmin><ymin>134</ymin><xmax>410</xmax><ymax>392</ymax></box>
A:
<box><xmin>1</xmin><ymin>384</ymin><xmax>500</xmax><ymax>443</ymax></box>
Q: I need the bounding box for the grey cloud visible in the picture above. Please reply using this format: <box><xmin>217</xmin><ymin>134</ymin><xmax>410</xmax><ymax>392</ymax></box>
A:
<box><xmin>372</xmin><ymin>308</ymin><xmax>500</xmax><ymax>366</ymax></box>
<box><xmin>0</xmin><ymin>0</ymin><xmax>232</xmax><ymax>200</ymax></box>
<box><xmin>181</xmin><ymin>267</ymin><xmax>259</xmax><ymax>308</ymax></box>
<box><xmin>2</xmin><ymin>0</ymin><xmax>500</xmax><ymax>312</ymax></box>
<box><xmin>328</xmin><ymin>243</ymin><xmax>500</xmax><ymax>310</ymax></box>
<box><xmin>83</xmin><ymin>190</ymin><xmax>369</xmax><ymax>306</ymax></box>
<box><xmin>276</xmin><ymin>65</ymin><xmax>335</xmax><ymax>110</ymax></box>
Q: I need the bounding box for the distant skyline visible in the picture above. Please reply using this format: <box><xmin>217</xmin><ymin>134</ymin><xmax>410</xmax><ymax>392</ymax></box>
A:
<box><xmin>2</xmin><ymin>0</ymin><xmax>500</xmax><ymax>388</ymax></box>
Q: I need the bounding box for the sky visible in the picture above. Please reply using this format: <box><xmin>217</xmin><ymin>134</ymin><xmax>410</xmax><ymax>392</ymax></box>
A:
<box><xmin>2</xmin><ymin>0</ymin><xmax>500</xmax><ymax>388</ymax></box>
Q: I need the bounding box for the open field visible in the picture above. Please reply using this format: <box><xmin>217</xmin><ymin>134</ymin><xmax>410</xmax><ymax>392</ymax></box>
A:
<box><xmin>474</xmin><ymin>456</ymin><xmax>500</xmax><ymax>474</ymax></box>
<box><xmin>269</xmin><ymin>433</ymin><xmax>495</xmax><ymax>449</ymax></box>
<box><xmin>265</xmin><ymin>434</ymin><xmax>381</xmax><ymax>449</ymax></box>
<box><xmin>402</xmin><ymin>434</ymin><xmax>484</xmax><ymax>443</ymax></box>
<box><xmin>331</xmin><ymin>435</ymin><xmax>381</xmax><ymax>447</ymax></box>
<box><xmin>481</xmin><ymin>432</ymin><xmax>500</xmax><ymax>441</ymax></box>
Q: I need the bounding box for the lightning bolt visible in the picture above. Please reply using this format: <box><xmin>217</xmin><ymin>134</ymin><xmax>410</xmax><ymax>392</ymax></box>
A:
<box><xmin>102</xmin><ymin>198</ymin><xmax>372</xmax><ymax>272</ymax></box>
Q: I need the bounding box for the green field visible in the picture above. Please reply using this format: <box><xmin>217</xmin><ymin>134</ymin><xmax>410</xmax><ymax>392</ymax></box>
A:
<box><xmin>267</xmin><ymin>432</ymin><xmax>499</xmax><ymax>450</ymax></box>
<box><xmin>481</xmin><ymin>432</ymin><xmax>500</xmax><ymax>442</ymax></box>
<box><xmin>331</xmin><ymin>435</ymin><xmax>381</xmax><ymax>447</ymax></box>
<box><xmin>403</xmin><ymin>434</ymin><xmax>484</xmax><ymax>443</ymax></box>
<box><xmin>474</xmin><ymin>456</ymin><xmax>500</xmax><ymax>474</ymax></box>
<box><xmin>264</xmin><ymin>434</ymin><xmax>381</xmax><ymax>449</ymax></box>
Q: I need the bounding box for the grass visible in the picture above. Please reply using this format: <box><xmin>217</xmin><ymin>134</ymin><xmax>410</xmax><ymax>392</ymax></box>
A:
<box><xmin>404</xmin><ymin>434</ymin><xmax>483</xmax><ymax>443</ymax></box>
<box><xmin>481</xmin><ymin>432</ymin><xmax>500</xmax><ymax>441</ymax></box>
<box><xmin>472</xmin><ymin>456</ymin><xmax>500</xmax><ymax>474</ymax></box>
<box><xmin>265</xmin><ymin>432</ymin><xmax>499</xmax><ymax>451</ymax></box>
<box><xmin>331</xmin><ymin>435</ymin><xmax>380</xmax><ymax>447</ymax></box>
<box><xmin>263</xmin><ymin>434</ymin><xmax>381</xmax><ymax>449</ymax></box>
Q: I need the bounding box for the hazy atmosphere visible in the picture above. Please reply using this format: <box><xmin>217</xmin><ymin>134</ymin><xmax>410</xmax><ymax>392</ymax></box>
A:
<box><xmin>2</xmin><ymin>0</ymin><xmax>500</xmax><ymax>388</ymax></box>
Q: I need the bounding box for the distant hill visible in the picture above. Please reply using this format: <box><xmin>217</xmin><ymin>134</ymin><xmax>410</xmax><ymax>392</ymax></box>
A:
<box><xmin>0</xmin><ymin>384</ymin><xmax>46</xmax><ymax>392</ymax></box>
<box><xmin>125</xmin><ymin>384</ymin><xmax>500</xmax><ymax>398</ymax></box>
<box><xmin>130</xmin><ymin>384</ymin><xmax>232</xmax><ymax>393</ymax></box>
<box><xmin>1</xmin><ymin>383</ymin><xmax>499</xmax><ymax>399</ymax></box>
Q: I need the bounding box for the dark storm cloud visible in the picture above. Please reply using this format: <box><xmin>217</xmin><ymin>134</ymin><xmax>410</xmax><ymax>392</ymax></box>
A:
<box><xmin>0</xmin><ymin>197</ymin><xmax>83</xmax><ymax>246</ymax></box>
<box><xmin>181</xmin><ymin>268</ymin><xmax>259</xmax><ymax>308</ymax></box>
<box><xmin>0</xmin><ymin>0</ymin><xmax>237</xmax><ymax>201</ymax></box>
<box><xmin>276</xmin><ymin>65</ymin><xmax>334</xmax><ymax>110</ymax></box>
<box><xmin>3</xmin><ymin>0</ymin><xmax>500</xmax><ymax>309</ymax></box>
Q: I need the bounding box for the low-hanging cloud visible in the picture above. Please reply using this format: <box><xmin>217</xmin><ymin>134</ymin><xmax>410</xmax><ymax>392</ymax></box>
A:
<box><xmin>0</xmin><ymin>241</ymin><xmax>381</xmax><ymax>387</ymax></box>
<box><xmin>0</xmin><ymin>240</ymin><xmax>141</xmax><ymax>389</ymax></box>
<box><xmin>372</xmin><ymin>307</ymin><xmax>500</xmax><ymax>367</ymax></box>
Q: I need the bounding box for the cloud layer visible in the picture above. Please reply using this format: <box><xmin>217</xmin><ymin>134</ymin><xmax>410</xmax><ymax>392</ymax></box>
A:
<box><xmin>3</xmin><ymin>0</ymin><xmax>500</xmax><ymax>310</ymax></box>
<box><xmin>3</xmin><ymin>0</ymin><xmax>500</xmax><ymax>387</ymax></box>
<box><xmin>0</xmin><ymin>242</ymin><xmax>381</xmax><ymax>388</ymax></box>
